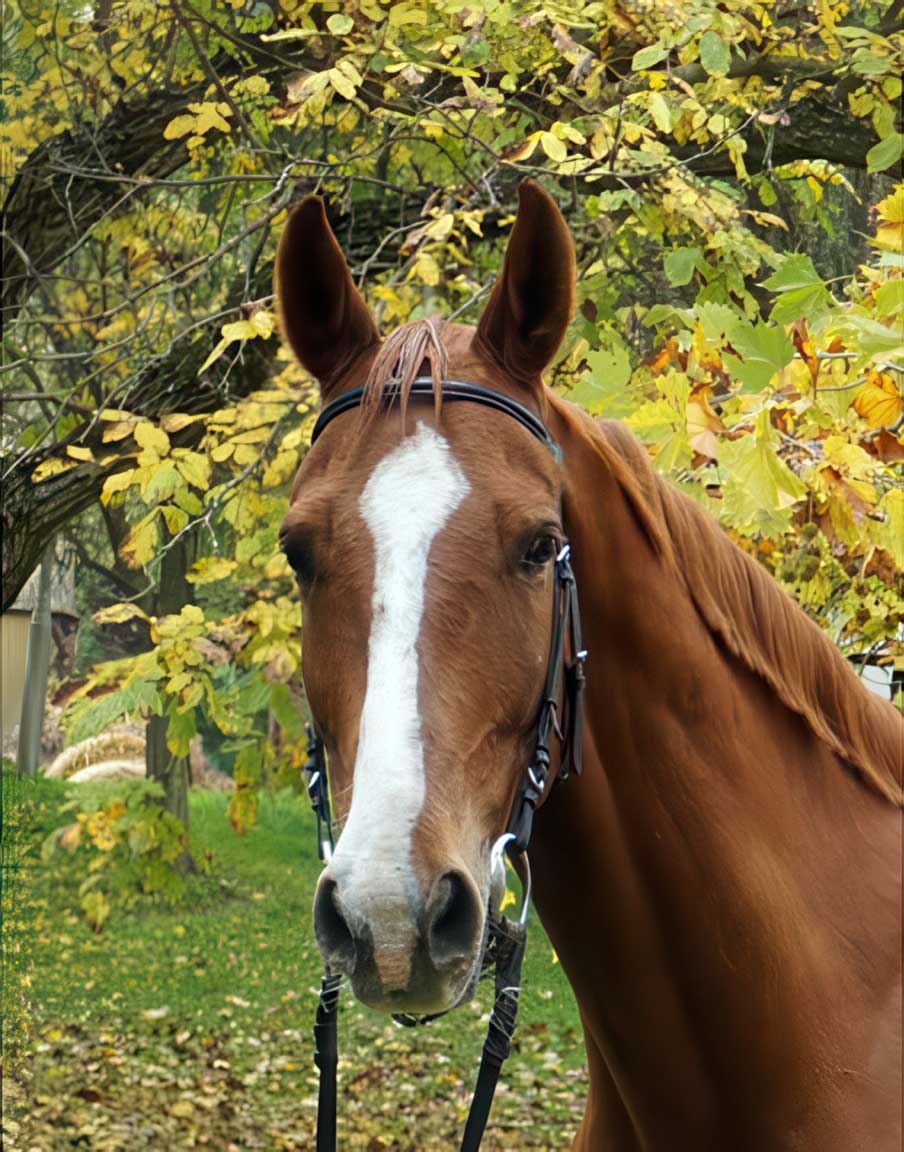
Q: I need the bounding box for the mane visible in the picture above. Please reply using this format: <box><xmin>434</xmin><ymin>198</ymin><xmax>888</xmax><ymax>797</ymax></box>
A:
<box><xmin>558</xmin><ymin>401</ymin><xmax>903</xmax><ymax>808</ymax></box>
<box><xmin>360</xmin><ymin>315</ymin><xmax>448</xmax><ymax>427</ymax></box>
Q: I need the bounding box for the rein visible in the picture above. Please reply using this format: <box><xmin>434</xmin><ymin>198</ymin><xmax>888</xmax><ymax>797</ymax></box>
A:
<box><xmin>302</xmin><ymin>376</ymin><xmax>586</xmax><ymax>1150</ymax></box>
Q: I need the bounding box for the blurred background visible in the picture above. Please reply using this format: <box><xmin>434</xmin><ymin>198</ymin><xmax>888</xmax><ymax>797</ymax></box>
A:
<box><xmin>2</xmin><ymin>0</ymin><xmax>902</xmax><ymax>1147</ymax></box>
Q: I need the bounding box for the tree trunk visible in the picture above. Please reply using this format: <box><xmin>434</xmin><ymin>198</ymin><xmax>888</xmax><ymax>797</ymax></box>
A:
<box><xmin>145</xmin><ymin>535</ymin><xmax>193</xmax><ymax>866</ymax></box>
<box><xmin>0</xmin><ymin>263</ymin><xmax>278</xmax><ymax>611</ymax></box>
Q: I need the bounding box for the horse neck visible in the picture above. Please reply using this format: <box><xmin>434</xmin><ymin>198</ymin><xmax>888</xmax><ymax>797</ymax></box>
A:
<box><xmin>530</xmin><ymin>403</ymin><xmax>901</xmax><ymax>1139</ymax></box>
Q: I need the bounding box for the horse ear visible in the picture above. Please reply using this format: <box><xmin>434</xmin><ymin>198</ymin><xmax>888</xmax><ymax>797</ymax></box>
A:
<box><xmin>475</xmin><ymin>180</ymin><xmax>575</xmax><ymax>389</ymax></box>
<box><xmin>275</xmin><ymin>197</ymin><xmax>379</xmax><ymax>393</ymax></box>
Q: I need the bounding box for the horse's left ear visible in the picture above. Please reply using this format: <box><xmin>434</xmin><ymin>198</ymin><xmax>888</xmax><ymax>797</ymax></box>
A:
<box><xmin>275</xmin><ymin>196</ymin><xmax>379</xmax><ymax>394</ymax></box>
<box><xmin>475</xmin><ymin>180</ymin><xmax>575</xmax><ymax>390</ymax></box>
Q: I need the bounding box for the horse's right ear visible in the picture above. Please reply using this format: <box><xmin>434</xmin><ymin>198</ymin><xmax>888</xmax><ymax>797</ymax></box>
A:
<box><xmin>275</xmin><ymin>197</ymin><xmax>379</xmax><ymax>394</ymax></box>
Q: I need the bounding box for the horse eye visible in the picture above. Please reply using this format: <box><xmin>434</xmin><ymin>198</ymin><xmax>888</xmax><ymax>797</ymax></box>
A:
<box><xmin>522</xmin><ymin>533</ymin><xmax>557</xmax><ymax>569</ymax></box>
<box><xmin>282</xmin><ymin>535</ymin><xmax>315</xmax><ymax>587</ymax></box>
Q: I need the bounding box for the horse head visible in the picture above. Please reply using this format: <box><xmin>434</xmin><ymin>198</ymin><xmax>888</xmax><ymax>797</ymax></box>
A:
<box><xmin>276</xmin><ymin>182</ymin><xmax>575</xmax><ymax>1014</ymax></box>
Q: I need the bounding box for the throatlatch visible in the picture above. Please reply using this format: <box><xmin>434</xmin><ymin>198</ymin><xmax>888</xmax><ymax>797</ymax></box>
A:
<box><xmin>300</xmin><ymin>377</ymin><xmax>587</xmax><ymax>1151</ymax></box>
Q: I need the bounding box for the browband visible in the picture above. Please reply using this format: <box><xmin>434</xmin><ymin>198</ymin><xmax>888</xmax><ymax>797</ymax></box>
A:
<box><xmin>310</xmin><ymin>375</ymin><xmax>560</xmax><ymax>456</ymax></box>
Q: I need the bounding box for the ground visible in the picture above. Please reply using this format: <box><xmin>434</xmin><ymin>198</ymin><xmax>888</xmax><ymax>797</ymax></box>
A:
<box><xmin>3</xmin><ymin>779</ymin><xmax>586</xmax><ymax>1150</ymax></box>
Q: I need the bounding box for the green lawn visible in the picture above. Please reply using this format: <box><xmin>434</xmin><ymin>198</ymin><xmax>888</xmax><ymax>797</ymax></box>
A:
<box><xmin>4</xmin><ymin>777</ymin><xmax>586</xmax><ymax>1150</ymax></box>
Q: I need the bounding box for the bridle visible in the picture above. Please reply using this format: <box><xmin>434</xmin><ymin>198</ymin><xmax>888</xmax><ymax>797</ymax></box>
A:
<box><xmin>300</xmin><ymin>375</ymin><xmax>587</xmax><ymax>1151</ymax></box>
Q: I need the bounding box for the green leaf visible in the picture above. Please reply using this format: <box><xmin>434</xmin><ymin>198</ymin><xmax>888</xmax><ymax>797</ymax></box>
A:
<box><xmin>719</xmin><ymin>426</ymin><xmax>806</xmax><ymax>536</ymax></box>
<box><xmin>643</xmin><ymin>304</ymin><xmax>693</xmax><ymax>329</ymax></box>
<box><xmin>270</xmin><ymin>683</ymin><xmax>303</xmax><ymax>741</ymax></box>
<box><xmin>762</xmin><ymin>255</ymin><xmax>834</xmax><ymax>323</ymax></box>
<box><xmin>723</xmin><ymin>322</ymin><xmax>795</xmax><ymax>393</ymax></box>
<box><xmin>631</xmin><ymin>43</ymin><xmax>669</xmax><ymax>70</ymax></box>
<box><xmin>142</xmin><ymin>462</ymin><xmax>182</xmax><ymax>505</ymax></box>
<box><xmin>827</xmin><ymin>314</ymin><xmax>904</xmax><ymax>361</ymax></box>
<box><xmin>571</xmin><ymin>343</ymin><xmax>633</xmax><ymax>416</ymax></box>
<box><xmin>626</xmin><ymin>398</ymin><xmax>680</xmax><ymax>441</ymax></box>
<box><xmin>326</xmin><ymin>13</ymin><xmax>353</xmax><ymax>34</ymax></box>
<box><xmin>699</xmin><ymin>30</ymin><xmax>731</xmax><ymax>76</ymax></box>
<box><xmin>695</xmin><ymin>301</ymin><xmax>746</xmax><ymax>343</ymax></box>
<box><xmin>649</xmin><ymin>92</ymin><xmax>672</xmax><ymax>134</ymax></box>
<box><xmin>761</xmin><ymin>254</ymin><xmax>822</xmax><ymax>293</ymax></box>
<box><xmin>664</xmin><ymin>247</ymin><xmax>702</xmax><ymax>287</ymax></box>
<box><xmin>875</xmin><ymin>278</ymin><xmax>904</xmax><ymax>317</ymax></box>
<box><xmin>872</xmin><ymin>489</ymin><xmax>904</xmax><ymax>568</ymax></box>
<box><xmin>166</xmin><ymin>705</ymin><xmax>197</xmax><ymax>758</ymax></box>
<box><xmin>866</xmin><ymin>133</ymin><xmax>904</xmax><ymax>173</ymax></box>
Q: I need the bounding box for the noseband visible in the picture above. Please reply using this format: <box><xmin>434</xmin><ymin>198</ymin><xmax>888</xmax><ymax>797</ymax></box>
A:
<box><xmin>302</xmin><ymin>376</ymin><xmax>587</xmax><ymax>1151</ymax></box>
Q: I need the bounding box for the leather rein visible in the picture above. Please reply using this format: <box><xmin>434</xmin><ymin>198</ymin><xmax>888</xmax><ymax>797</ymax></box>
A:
<box><xmin>301</xmin><ymin>376</ymin><xmax>587</xmax><ymax>1150</ymax></box>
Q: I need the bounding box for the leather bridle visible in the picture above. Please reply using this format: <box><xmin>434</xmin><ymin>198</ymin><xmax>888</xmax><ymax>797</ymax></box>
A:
<box><xmin>300</xmin><ymin>376</ymin><xmax>587</xmax><ymax>1150</ymax></box>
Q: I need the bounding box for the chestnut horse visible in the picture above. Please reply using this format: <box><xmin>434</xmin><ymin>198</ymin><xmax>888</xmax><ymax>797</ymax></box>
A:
<box><xmin>276</xmin><ymin>181</ymin><xmax>903</xmax><ymax>1150</ymax></box>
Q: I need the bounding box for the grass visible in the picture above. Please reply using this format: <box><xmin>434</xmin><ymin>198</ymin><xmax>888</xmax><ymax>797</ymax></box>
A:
<box><xmin>4</xmin><ymin>776</ymin><xmax>586</xmax><ymax>1150</ymax></box>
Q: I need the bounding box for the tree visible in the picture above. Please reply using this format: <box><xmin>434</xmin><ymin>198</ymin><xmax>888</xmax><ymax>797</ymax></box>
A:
<box><xmin>3</xmin><ymin>0</ymin><xmax>902</xmax><ymax>820</ymax></box>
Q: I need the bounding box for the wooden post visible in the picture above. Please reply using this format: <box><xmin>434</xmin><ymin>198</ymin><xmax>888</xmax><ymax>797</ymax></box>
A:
<box><xmin>17</xmin><ymin>546</ymin><xmax>53</xmax><ymax>777</ymax></box>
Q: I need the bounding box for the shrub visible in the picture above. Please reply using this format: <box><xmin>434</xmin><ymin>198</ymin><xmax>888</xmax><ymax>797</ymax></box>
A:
<box><xmin>42</xmin><ymin>779</ymin><xmax>189</xmax><ymax>930</ymax></box>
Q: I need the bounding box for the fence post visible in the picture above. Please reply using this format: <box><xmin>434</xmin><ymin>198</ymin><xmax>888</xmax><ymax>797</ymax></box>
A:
<box><xmin>17</xmin><ymin>546</ymin><xmax>53</xmax><ymax>777</ymax></box>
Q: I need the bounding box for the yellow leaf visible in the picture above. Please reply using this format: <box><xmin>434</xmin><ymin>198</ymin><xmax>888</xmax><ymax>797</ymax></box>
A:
<box><xmin>175</xmin><ymin>452</ymin><xmax>211</xmax><ymax>490</ymax></box>
<box><xmin>93</xmin><ymin>603</ymin><xmax>150</xmax><ymax>625</ymax></box>
<box><xmin>233</xmin><ymin>444</ymin><xmax>260</xmax><ymax>466</ymax></box>
<box><xmin>329</xmin><ymin>68</ymin><xmax>357</xmax><ymax>100</ymax></box>
<box><xmin>649</xmin><ymin>92</ymin><xmax>672</xmax><ymax>134</ymax></box>
<box><xmin>197</xmin><ymin>338</ymin><xmax>230</xmax><ymax>376</ymax></box>
<box><xmin>199</xmin><ymin>103</ymin><xmax>231</xmax><ymax>132</ymax></box>
<box><xmin>540</xmin><ymin>131</ymin><xmax>567</xmax><ymax>162</ymax></box>
<box><xmin>102</xmin><ymin>420</ymin><xmax>137</xmax><ymax>443</ymax></box>
<box><xmin>100</xmin><ymin>470</ymin><xmax>135</xmax><ymax>504</ymax></box>
<box><xmin>120</xmin><ymin>509</ymin><xmax>160</xmax><ymax>569</ymax></box>
<box><xmin>262</xmin><ymin>451</ymin><xmax>299</xmax><ymax>488</ymax></box>
<box><xmin>505</xmin><ymin>135</ymin><xmax>540</xmax><ymax>162</ymax></box>
<box><xmin>161</xmin><ymin>505</ymin><xmax>189</xmax><ymax>534</ymax></box>
<box><xmin>425</xmin><ymin>213</ymin><xmax>455</xmax><ymax>241</ymax></box>
<box><xmin>853</xmin><ymin>373</ymin><xmax>903</xmax><ymax>429</ymax></box>
<box><xmin>249</xmin><ymin>310</ymin><xmax>275</xmax><ymax>338</ymax></box>
<box><xmin>210</xmin><ymin>441</ymin><xmax>234</xmax><ymax>463</ymax></box>
<box><xmin>161</xmin><ymin>413</ymin><xmax>202</xmax><ymax>433</ymax></box>
<box><xmin>413</xmin><ymin>251</ymin><xmax>440</xmax><ymax>286</ymax></box>
<box><xmin>389</xmin><ymin>3</ymin><xmax>427</xmax><ymax>25</ymax></box>
<box><xmin>99</xmin><ymin>408</ymin><xmax>133</xmax><ymax>421</ymax></box>
<box><xmin>686</xmin><ymin>397</ymin><xmax>722</xmax><ymax>458</ymax></box>
<box><xmin>31</xmin><ymin>458</ymin><xmax>78</xmax><ymax>482</ymax></box>
<box><xmin>187</xmin><ymin>557</ymin><xmax>238</xmax><ymax>585</ymax></box>
<box><xmin>874</xmin><ymin>188</ymin><xmax>904</xmax><ymax>250</ymax></box>
<box><xmin>163</xmin><ymin>114</ymin><xmax>197</xmax><ymax>140</ymax></box>
<box><xmin>133</xmin><ymin>422</ymin><xmax>170</xmax><ymax>457</ymax></box>
<box><xmin>221</xmin><ymin>319</ymin><xmax>259</xmax><ymax>343</ymax></box>
<box><xmin>66</xmin><ymin>445</ymin><xmax>94</xmax><ymax>462</ymax></box>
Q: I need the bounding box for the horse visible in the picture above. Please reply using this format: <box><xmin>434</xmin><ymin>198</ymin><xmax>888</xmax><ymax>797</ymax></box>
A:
<box><xmin>275</xmin><ymin>180</ymin><xmax>903</xmax><ymax>1151</ymax></box>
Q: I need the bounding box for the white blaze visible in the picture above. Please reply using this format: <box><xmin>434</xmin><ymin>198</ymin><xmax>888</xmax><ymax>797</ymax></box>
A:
<box><xmin>330</xmin><ymin>421</ymin><xmax>469</xmax><ymax>985</ymax></box>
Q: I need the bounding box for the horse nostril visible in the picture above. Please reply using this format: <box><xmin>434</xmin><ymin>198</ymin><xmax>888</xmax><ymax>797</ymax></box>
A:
<box><xmin>427</xmin><ymin>871</ymin><xmax>483</xmax><ymax>970</ymax></box>
<box><xmin>313</xmin><ymin>877</ymin><xmax>356</xmax><ymax>971</ymax></box>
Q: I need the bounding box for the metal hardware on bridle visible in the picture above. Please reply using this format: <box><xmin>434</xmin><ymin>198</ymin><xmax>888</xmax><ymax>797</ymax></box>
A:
<box><xmin>303</xmin><ymin>375</ymin><xmax>587</xmax><ymax>1151</ymax></box>
<box><xmin>303</xmin><ymin>722</ymin><xmax>334</xmax><ymax>863</ymax></box>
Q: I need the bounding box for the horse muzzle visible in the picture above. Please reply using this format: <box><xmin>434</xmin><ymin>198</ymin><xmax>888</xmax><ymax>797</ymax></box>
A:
<box><xmin>312</xmin><ymin>864</ymin><xmax>486</xmax><ymax>1013</ymax></box>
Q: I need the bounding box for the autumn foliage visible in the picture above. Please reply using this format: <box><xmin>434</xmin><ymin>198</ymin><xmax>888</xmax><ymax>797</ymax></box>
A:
<box><xmin>2</xmin><ymin>1</ymin><xmax>902</xmax><ymax>832</ymax></box>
